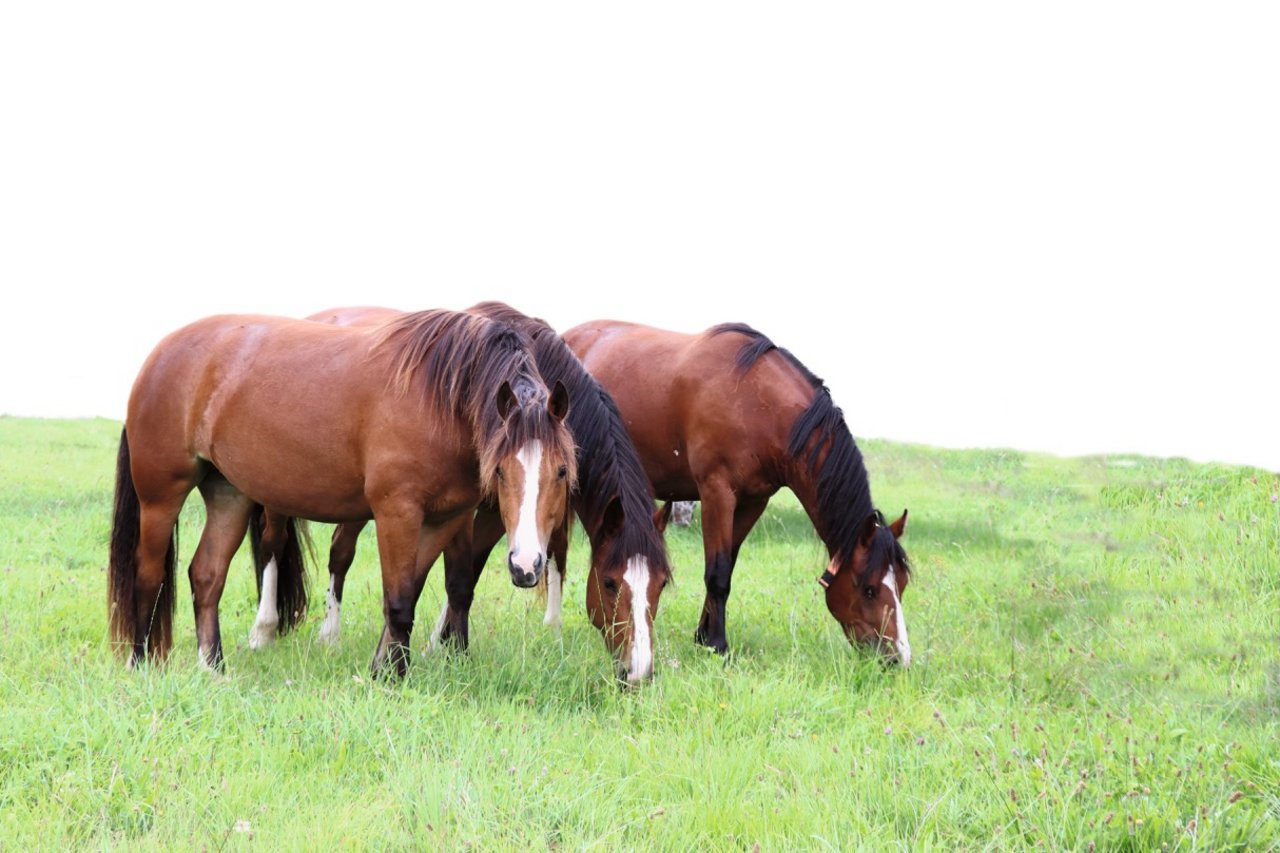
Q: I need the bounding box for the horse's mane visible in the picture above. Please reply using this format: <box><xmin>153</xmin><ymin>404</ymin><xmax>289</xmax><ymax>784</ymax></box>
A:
<box><xmin>373</xmin><ymin>309</ymin><xmax>574</xmax><ymax>498</ymax></box>
<box><xmin>470</xmin><ymin>302</ymin><xmax>669</xmax><ymax>570</ymax></box>
<box><xmin>709</xmin><ymin>323</ymin><xmax>905</xmax><ymax>581</ymax></box>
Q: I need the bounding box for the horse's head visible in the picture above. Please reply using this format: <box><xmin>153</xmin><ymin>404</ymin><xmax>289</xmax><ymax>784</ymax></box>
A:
<box><xmin>585</xmin><ymin>499</ymin><xmax>672</xmax><ymax>684</ymax></box>
<box><xmin>489</xmin><ymin>379</ymin><xmax>576</xmax><ymax>588</ymax></box>
<box><xmin>821</xmin><ymin>509</ymin><xmax>912</xmax><ymax>666</ymax></box>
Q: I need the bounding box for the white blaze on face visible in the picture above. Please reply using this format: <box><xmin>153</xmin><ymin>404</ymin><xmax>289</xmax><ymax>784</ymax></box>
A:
<box><xmin>317</xmin><ymin>574</ymin><xmax>342</xmax><ymax>646</ymax></box>
<box><xmin>543</xmin><ymin>557</ymin><xmax>562</xmax><ymax>627</ymax></box>
<box><xmin>249</xmin><ymin>557</ymin><xmax>279</xmax><ymax>649</ymax></box>
<box><xmin>509</xmin><ymin>440</ymin><xmax>545</xmax><ymax>574</ymax></box>
<box><xmin>623</xmin><ymin>556</ymin><xmax>653</xmax><ymax>682</ymax></box>
<box><xmin>883</xmin><ymin>565</ymin><xmax>912</xmax><ymax>667</ymax></box>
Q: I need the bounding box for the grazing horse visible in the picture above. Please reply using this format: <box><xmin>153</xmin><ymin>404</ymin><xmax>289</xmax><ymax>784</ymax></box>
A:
<box><xmin>108</xmin><ymin>310</ymin><xmax>575</xmax><ymax>677</ymax></box>
<box><xmin>253</xmin><ymin>303</ymin><xmax>673</xmax><ymax>683</ymax></box>
<box><xmin>564</xmin><ymin>320</ymin><xmax>913</xmax><ymax>665</ymax></box>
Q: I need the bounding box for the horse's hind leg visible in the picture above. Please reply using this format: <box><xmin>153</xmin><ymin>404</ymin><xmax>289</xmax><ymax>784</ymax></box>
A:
<box><xmin>131</xmin><ymin>498</ymin><xmax>186</xmax><ymax>665</ymax></box>
<box><xmin>317</xmin><ymin>520</ymin><xmax>367</xmax><ymax>646</ymax></box>
<box><xmin>249</xmin><ymin>509</ymin><xmax>288</xmax><ymax>649</ymax></box>
<box><xmin>190</xmin><ymin>476</ymin><xmax>253</xmax><ymax>670</ymax></box>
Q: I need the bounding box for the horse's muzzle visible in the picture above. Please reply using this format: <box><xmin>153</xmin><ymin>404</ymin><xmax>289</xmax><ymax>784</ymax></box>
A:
<box><xmin>508</xmin><ymin>550</ymin><xmax>544</xmax><ymax>588</ymax></box>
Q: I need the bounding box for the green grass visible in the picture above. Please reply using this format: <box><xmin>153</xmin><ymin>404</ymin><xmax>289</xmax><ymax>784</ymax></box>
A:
<box><xmin>0</xmin><ymin>416</ymin><xmax>1277</xmax><ymax>849</ymax></box>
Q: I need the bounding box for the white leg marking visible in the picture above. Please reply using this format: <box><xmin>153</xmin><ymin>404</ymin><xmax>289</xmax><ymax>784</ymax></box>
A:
<box><xmin>884</xmin><ymin>565</ymin><xmax>912</xmax><ymax>667</ymax></box>
<box><xmin>623</xmin><ymin>556</ymin><xmax>653</xmax><ymax>682</ymax></box>
<box><xmin>316</xmin><ymin>574</ymin><xmax>342</xmax><ymax>646</ymax></box>
<box><xmin>249</xmin><ymin>557</ymin><xmax>279</xmax><ymax>649</ymax></box>
<box><xmin>543</xmin><ymin>557</ymin><xmax>562</xmax><ymax>628</ymax></box>
<box><xmin>428</xmin><ymin>600</ymin><xmax>451</xmax><ymax>652</ymax></box>
<box><xmin>197</xmin><ymin>645</ymin><xmax>216</xmax><ymax>671</ymax></box>
<box><xmin>509</xmin><ymin>441</ymin><xmax>544</xmax><ymax>575</ymax></box>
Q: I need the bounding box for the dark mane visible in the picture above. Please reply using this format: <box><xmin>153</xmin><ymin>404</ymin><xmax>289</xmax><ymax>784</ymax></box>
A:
<box><xmin>470</xmin><ymin>302</ymin><xmax>670</xmax><ymax>571</ymax></box>
<box><xmin>710</xmin><ymin>323</ymin><xmax>887</xmax><ymax>574</ymax></box>
<box><xmin>374</xmin><ymin>309</ymin><xmax>572</xmax><ymax>497</ymax></box>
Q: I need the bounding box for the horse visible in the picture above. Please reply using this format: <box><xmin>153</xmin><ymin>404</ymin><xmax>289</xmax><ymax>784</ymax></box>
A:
<box><xmin>564</xmin><ymin>320</ymin><xmax>913</xmax><ymax>665</ymax></box>
<box><xmin>108</xmin><ymin>310</ymin><xmax>576</xmax><ymax>677</ymax></box>
<box><xmin>250</xmin><ymin>303</ymin><xmax>673</xmax><ymax>683</ymax></box>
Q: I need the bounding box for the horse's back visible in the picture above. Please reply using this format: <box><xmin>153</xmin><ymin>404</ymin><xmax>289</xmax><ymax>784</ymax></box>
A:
<box><xmin>565</xmin><ymin>319</ymin><xmax>810</xmax><ymax>499</ymax></box>
<box><xmin>126</xmin><ymin>314</ymin><xmax>399</xmax><ymax>517</ymax></box>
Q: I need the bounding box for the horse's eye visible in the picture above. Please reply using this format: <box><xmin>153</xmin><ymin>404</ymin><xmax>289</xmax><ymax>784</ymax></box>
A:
<box><xmin>496</xmin><ymin>467</ymin><xmax>505</xmax><ymax>481</ymax></box>
<box><xmin>863</xmin><ymin>585</ymin><xmax>878</xmax><ymax>600</ymax></box>
<box><xmin>603</xmin><ymin>577</ymin><xmax>619</xmax><ymax>594</ymax></box>
<box><xmin>557</xmin><ymin>465</ymin><xmax>568</xmax><ymax>480</ymax></box>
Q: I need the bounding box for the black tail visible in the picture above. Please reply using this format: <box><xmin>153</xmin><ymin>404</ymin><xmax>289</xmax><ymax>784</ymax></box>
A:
<box><xmin>108</xmin><ymin>427</ymin><xmax>176</xmax><ymax>658</ymax></box>
<box><xmin>248</xmin><ymin>506</ymin><xmax>312</xmax><ymax>633</ymax></box>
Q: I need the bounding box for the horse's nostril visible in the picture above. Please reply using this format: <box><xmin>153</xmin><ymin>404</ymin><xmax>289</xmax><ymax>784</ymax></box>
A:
<box><xmin>533</xmin><ymin>553</ymin><xmax>544</xmax><ymax>572</ymax></box>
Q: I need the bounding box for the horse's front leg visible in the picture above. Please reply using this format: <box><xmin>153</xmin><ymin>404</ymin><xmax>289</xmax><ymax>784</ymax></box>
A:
<box><xmin>369</xmin><ymin>503</ymin><xmax>464</xmax><ymax>678</ymax></box>
<box><xmin>693</xmin><ymin>479</ymin><xmax>769</xmax><ymax>655</ymax></box>
<box><xmin>432</xmin><ymin>505</ymin><xmax>502</xmax><ymax>651</ymax></box>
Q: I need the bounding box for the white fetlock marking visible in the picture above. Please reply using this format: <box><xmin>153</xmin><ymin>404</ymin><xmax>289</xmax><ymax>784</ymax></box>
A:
<box><xmin>428</xmin><ymin>600</ymin><xmax>451</xmax><ymax>652</ymax></box>
<box><xmin>197</xmin><ymin>645</ymin><xmax>216</xmax><ymax>671</ymax></box>
<box><xmin>543</xmin><ymin>559</ymin><xmax>562</xmax><ymax>628</ymax></box>
<box><xmin>884</xmin><ymin>565</ymin><xmax>912</xmax><ymax>667</ymax></box>
<box><xmin>623</xmin><ymin>556</ymin><xmax>653</xmax><ymax>682</ymax></box>
<box><xmin>248</xmin><ymin>557</ymin><xmax>279</xmax><ymax>649</ymax></box>
<box><xmin>316</xmin><ymin>575</ymin><xmax>342</xmax><ymax>646</ymax></box>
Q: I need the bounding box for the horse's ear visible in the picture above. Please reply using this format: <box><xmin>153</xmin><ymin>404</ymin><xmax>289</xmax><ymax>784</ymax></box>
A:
<box><xmin>548</xmin><ymin>380</ymin><xmax>570</xmax><ymax>422</ymax></box>
<box><xmin>653</xmin><ymin>501</ymin><xmax>673</xmax><ymax>535</ymax></box>
<box><xmin>600</xmin><ymin>496</ymin><xmax>625</xmax><ymax>541</ymax></box>
<box><xmin>889</xmin><ymin>509</ymin><xmax>908</xmax><ymax>539</ymax></box>
<box><xmin>496</xmin><ymin>381</ymin><xmax>517</xmax><ymax>421</ymax></box>
<box><xmin>858</xmin><ymin>512</ymin><xmax>879</xmax><ymax>546</ymax></box>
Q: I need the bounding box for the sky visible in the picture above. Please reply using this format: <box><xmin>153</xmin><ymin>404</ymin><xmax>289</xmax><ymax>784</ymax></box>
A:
<box><xmin>1</xmin><ymin>3</ymin><xmax>1276</xmax><ymax>471</ymax></box>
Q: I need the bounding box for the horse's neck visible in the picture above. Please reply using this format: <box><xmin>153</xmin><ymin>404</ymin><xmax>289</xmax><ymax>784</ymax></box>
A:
<box><xmin>783</xmin><ymin>437</ymin><xmax>871</xmax><ymax>560</ymax></box>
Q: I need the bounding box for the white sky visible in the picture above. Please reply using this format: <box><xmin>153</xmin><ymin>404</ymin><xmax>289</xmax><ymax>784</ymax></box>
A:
<box><xmin>2</xmin><ymin>3</ymin><xmax>1276</xmax><ymax>471</ymax></box>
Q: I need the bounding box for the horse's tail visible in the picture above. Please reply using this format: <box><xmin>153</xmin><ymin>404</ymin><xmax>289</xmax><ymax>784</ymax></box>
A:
<box><xmin>248</xmin><ymin>506</ymin><xmax>312</xmax><ymax>633</ymax></box>
<box><xmin>108</xmin><ymin>426</ymin><xmax>176</xmax><ymax>657</ymax></box>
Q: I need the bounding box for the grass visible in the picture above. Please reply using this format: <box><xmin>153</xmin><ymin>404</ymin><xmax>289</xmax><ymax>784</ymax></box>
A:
<box><xmin>0</xmin><ymin>416</ymin><xmax>1276</xmax><ymax>849</ymax></box>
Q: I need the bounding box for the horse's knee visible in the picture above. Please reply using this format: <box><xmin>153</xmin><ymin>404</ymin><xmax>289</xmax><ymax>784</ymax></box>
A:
<box><xmin>385</xmin><ymin>598</ymin><xmax>416</xmax><ymax>634</ymax></box>
<box><xmin>704</xmin><ymin>556</ymin><xmax>733</xmax><ymax>599</ymax></box>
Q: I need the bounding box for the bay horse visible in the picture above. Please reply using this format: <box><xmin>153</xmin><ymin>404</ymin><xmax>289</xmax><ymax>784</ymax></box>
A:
<box><xmin>108</xmin><ymin>310</ymin><xmax>576</xmax><ymax>677</ymax></box>
<box><xmin>564</xmin><ymin>320</ymin><xmax>913</xmax><ymax>665</ymax></box>
<box><xmin>251</xmin><ymin>303</ymin><xmax>672</xmax><ymax>683</ymax></box>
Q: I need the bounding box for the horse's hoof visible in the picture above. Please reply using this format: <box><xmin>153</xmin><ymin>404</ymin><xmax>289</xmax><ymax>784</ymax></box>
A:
<box><xmin>248</xmin><ymin>620</ymin><xmax>278</xmax><ymax>650</ymax></box>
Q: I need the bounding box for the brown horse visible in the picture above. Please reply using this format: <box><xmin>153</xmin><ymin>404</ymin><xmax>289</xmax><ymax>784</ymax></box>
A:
<box><xmin>108</xmin><ymin>310</ymin><xmax>576</xmax><ymax>677</ymax></box>
<box><xmin>565</xmin><ymin>320</ymin><xmax>913</xmax><ymax>665</ymax></box>
<box><xmin>252</xmin><ymin>303</ymin><xmax>673</xmax><ymax>682</ymax></box>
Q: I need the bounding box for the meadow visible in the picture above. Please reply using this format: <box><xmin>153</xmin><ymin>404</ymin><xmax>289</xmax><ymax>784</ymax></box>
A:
<box><xmin>0</xmin><ymin>416</ymin><xmax>1276</xmax><ymax>850</ymax></box>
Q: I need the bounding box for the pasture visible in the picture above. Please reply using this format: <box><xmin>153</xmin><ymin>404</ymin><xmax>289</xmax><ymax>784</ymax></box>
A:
<box><xmin>0</xmin><ymin>416</ymin><xmax>1276</xmax><ymax>849</ymax></box>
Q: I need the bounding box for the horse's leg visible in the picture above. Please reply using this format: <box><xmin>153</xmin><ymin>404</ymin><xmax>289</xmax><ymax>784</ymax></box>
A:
<box><xmin>432</xmin><ymin>506</ymin><xmax>501</xmax><ymax>650</ymax></box>
<box><xmin>131</xmin><ymin>497</ymin><xmax>186</xmax><ymax>665</ymax></box>
<box><xmin>430</xmin><ymin>517</ymin><xmax>474</xmax><ymax>652</ymax></box>
<box><xmin>248</xmin><ymin>509</ymin><xmax>288</xmax><ymax>650</ymax></box>
<box><xmin>370</xmin><ymin>506</ymin><xmax>464</xmax><ymax>678</ymax></box>
<box><xmin>190</xmin><ymin>476</ymin><xmax>254</xmax><ymax>670</ymax></box>
<box><xmin>318</xmin><ymin>520</ymin><xmax>367</xmax><ymax>646</ymax></box>
<box><xmin>543</xmin><ymin>521</ymin><xmax>569</xmax><ymax>628</ymax></box>
<box><xmin>694</xmin><ymin>483</ymin><xmax>769</xmax><ymax>654</ymax></box>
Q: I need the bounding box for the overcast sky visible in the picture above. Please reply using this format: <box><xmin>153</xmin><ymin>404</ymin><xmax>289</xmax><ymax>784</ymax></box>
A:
<box><xmin>2</xmin><ymin>3</ymin><xmax>1276</xmax><ymax>471</ymax></box>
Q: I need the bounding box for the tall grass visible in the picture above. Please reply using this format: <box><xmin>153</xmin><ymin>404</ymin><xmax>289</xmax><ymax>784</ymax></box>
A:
<box><xmin>0</xmin><ymin>417</ymin><xmax>1275</xmax><ymax>848</ymax></box>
